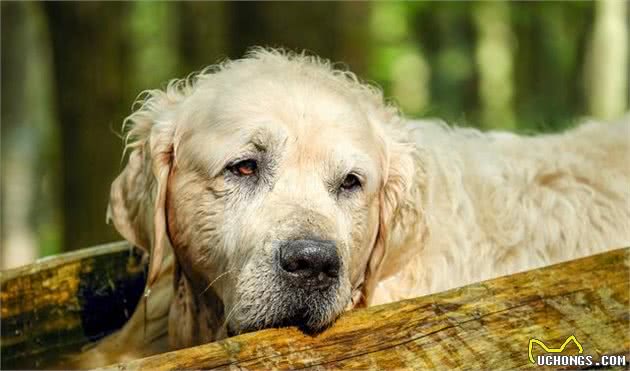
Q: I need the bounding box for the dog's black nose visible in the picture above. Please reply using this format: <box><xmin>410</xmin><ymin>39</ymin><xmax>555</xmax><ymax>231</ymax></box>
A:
<box><xmin>278</xmin><ymin>239</ymin><xmax>340</xmax><ymax>286</ymax></box>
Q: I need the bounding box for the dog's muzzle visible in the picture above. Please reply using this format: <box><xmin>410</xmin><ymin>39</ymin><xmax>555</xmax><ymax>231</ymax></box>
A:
<box><xmin>230</xmin><ymin>239</ymin><xmax>343</xmax><ymax>336</ymax></box>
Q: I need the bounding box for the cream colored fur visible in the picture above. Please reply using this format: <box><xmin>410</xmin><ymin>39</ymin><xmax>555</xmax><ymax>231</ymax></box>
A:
<box><xmin>69</xmin><ymin>49</ymin><xmax>630</xmax><ymax>368</ymax></box>
<box><xmin>373</xmin><ymin>117</ymin><xmax>630</xmax><ymax>304</ymax></box>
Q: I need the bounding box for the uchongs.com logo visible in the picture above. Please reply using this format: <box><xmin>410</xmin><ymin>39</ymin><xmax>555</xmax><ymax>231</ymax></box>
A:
<box><xmin>528</xmin><ymin>335</ymin><xmax>627</xmax><ymax>367</ymax></box>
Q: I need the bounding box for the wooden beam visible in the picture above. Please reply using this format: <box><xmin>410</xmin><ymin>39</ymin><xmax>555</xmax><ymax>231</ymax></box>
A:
<box><xmin>1</xmin><ymin>242</ymin><xmax>147</xmax><ymax>369</ymax></box>
<box><xmin>101</xmin><ymin>247</ymin><xmax>630</xmax><ymax>370</ymax></box>
<box><xmin>2</xmin><ymin>246</ymin><xmax>628</xmax><ymax>369</ymax></box>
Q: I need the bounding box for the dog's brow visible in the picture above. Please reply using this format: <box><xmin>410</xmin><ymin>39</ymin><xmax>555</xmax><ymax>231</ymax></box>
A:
<box><xmin>248</xmin><ymin>126</ymin><xmax>285</xmax><ymax>152</ymax></box>
<box><xmin>249</xmin><ymin>135</ymin><xmax>267</xmax><ymax>151</ymax></box>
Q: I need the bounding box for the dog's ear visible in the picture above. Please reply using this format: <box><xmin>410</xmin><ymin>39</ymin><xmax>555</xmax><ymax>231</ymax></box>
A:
<box><xmin>108</xmin><ymin>90</ymin><xmax>178</xmax><ymax>289</ymax></box>
<box><xmin>360</xmin><ymin>136</ymin><xmax>414</xmax><ymax>306</ymax></box>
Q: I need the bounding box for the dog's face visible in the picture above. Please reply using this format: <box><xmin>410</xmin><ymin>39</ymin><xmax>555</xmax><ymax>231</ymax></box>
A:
<box><xmin>109</xmin><ymin>50</ymin><xmax>412</xmax><ymax>343</ymax></box>
<box><xmin>168</xmin><ymin>68</ymin><xmax>385</xmax><ymax>335</ymax></box>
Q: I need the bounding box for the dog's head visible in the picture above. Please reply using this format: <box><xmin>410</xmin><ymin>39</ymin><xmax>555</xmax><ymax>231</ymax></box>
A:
<box><xmin>108</xmin><ymin>49</ymin><xmax>414</xmax><ymax>342</ymax></box>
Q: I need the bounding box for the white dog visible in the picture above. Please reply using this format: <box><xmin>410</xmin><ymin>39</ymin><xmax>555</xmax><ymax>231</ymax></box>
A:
<box><xmin>73</xmin><ymin>48</ymin><xmax>630</xmax><ymax>367</ymax></box>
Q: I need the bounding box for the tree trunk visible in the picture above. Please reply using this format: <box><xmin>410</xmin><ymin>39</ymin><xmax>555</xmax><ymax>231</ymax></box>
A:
<box><xmin>585</xmin><ymin>0</ymin><xmax>628</xmax><ymax>120</ymax></box>
<box><xmin>226</xmin><ymin>2</ymin><xmax>335</xmax><ymax>58</ymax></box>
<box><xmin>176</xmin><ymin>2</ymin><xmax>227</xmax><ymax>74</ymax></box>
<box><xmin>1</xmin><ymin>2</ymin><xmax>61</xmax><ymax>267</ymax></box>
<box><xmin>42</xmin><ymin>3</ymin><xmax>132</xmax><ymax>251</ymax></box>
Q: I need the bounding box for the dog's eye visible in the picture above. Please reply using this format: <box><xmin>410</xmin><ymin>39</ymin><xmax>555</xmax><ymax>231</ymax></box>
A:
<box><xmin>229</xmin><ymin>159</ymin><xmax>257</xmax><ymax>176</ymax></box>
<box><xmin>340</xmin><ymin>173</ymin><xmax>361</xmax><ymax>191</ymax></box>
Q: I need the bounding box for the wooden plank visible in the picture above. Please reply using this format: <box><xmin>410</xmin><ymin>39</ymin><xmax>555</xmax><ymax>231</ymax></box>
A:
<box><xmin>1</xmin><ymin>242</ymin><xmax>147</xmax><ymax>369</ymax></box>
<box><xmin>101</xmin><ymin>247</ymin><xmax>630</xmax><ymax>370</ymax></box>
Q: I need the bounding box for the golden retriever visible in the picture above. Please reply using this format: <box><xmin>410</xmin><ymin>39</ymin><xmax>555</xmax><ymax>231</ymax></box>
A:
<box><xmin>74</xmin><ymin>48</ymin><xmax>630</xmax><ymax>367</ymax></box>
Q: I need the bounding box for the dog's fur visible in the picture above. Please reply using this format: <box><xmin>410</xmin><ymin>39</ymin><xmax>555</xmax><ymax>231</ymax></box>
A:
<box><xmin>71</xmin><ymin>49</ymin><xmax>630</xmax><ymax>368</ymax></box>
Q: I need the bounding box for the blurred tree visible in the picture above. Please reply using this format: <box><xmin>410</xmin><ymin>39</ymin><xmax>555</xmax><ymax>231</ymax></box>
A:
<box><xmin>585</xmin><ymin>0</ymin><xmax>628</xmax><ymax>120</ymax></box>
<box><xmin>473</xmin><ymin>1</ymin><xmax>516</xmax><ymax>130</ymax></box>
<box><xmin>336</xmin><ymin>2</ymin><xmax>371</xmax><ymax>75</ymax></box>
<box><xmin>370</xmin><ymin>2</ymin><xmax>431</xmax><ymax>116</ymax></box>
<box><xmin>226</xmin><ymin>2</ymin><xmax>370</xmax><ymax>74</ymax></box>
<box><xmin>409</xmin><ymin>2</ymin><xmax>478</xmax><ymax>123</ymax></box>
<box><xmin>43</xmin><ymin>2</ymin><xmax>132</xmax><ymax>251</ymax></box>
<box><xmin>227</xmin><ymin>2</ymin><xmax>337</xmax><ymax>59</ymax></box>
<box><xmin>511</xmin><ymin>2</ymin><xmax>594</xmax><ymax>131</ymax></box>
<box><xmin>1</xmin><ymin>2</ymin><xmax>60</xmax><ymax>268</ymax></box>
<box><xmin>129</xmin><ymin>1</ymin><xmax>179</xmax><ymax>91</ymax></box>
<box><xmin>176</xmin><ymin>2</ymin><xmax>227</xmax><ymax>74</ymax></box>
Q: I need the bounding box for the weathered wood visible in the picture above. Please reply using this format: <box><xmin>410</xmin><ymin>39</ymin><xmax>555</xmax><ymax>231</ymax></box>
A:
<box><xmin>102</xmin><ymin>248</ymin><xmax>630</xmax><ymax>370</ymax></box>
<box><xmin>1</xmin><ymin>246</ymin><xmax>628</xmax><ymax>370</ymax></box>
<box><xmin>0</xmin><ymin>242</ymin><xmax>147</xmax><ymax>369</ymax></box>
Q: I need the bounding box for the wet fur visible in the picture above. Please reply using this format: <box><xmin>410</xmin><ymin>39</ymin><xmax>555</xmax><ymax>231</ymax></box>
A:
<box><xmin>69</xmin><ymin>49</ymin><xmax>630</xmax><ymax>368</ymax></box>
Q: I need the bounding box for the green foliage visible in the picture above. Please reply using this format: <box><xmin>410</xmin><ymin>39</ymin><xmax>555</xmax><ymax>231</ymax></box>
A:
<box><xmin>0</xmin><ymin>1</ymin><xmax>627</xmax><ymax>263</ymax></box>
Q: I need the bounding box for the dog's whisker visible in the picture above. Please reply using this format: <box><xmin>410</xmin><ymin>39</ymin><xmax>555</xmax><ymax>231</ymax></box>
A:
<box><xmin>199</xmin><ymin>269</ymin><xmax>234</xmax><ymax>296</ymax></box>
<box><xmin>221</xmin><ymin>299</ymin><xmax>244</xmax><ymax>334</ymax></box>
<box><xmin>221</xmin><ymin>277</ymin><xmax>275</xmax><ymax>336</ymax></box>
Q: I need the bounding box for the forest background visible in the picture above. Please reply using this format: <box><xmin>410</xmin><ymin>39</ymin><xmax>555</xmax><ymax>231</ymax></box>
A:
<box><xmin>1</xmin><ymin>1</ymin><xmax>628</xmax><ymax>268</ymax></box>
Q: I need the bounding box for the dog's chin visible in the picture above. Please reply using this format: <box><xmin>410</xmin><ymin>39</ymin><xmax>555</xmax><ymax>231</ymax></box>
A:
<box><xmin>227</xmin><ymin>290</ymin><xmax>344</xmax><ymax>337</ymax></box>
<box><xmin>229</xmin><ymin>312</ymin><xmax>332</xmax><ymax>337</ymax></box>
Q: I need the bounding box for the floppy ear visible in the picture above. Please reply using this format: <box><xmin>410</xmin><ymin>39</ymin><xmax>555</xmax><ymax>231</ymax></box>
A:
<box><xmin>359</xmin><ymin>137</ymin><xmax>414</xmax><ymax>306</ymax></box>
<box><xmin>108</xmin><ymin>90</ymin><xmax>178</xmax><ymax>290</ymax></box>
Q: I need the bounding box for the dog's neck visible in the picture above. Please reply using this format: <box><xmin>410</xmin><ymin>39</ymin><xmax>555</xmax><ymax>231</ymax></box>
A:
<box><xmin>377</xmin><ymin>121</ymin><xmax>490</xmax><ymax>284</ymax></box>
<box><xmin>375</xmin><ymin>120</ymin><xmax>523</xmax><ymax>298</ymax></box>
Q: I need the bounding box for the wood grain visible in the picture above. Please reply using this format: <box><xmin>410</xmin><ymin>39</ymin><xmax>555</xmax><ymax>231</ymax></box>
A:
<box><xmin>2</xmin><ymin>246</ymin><xmax>628</xmax><ymax>370</ymax></box>
<box><xmin>101</xmin><ymin>247</ymin><xmax>630</xmax><ymax>370</ymax></box>
<box><xmin>1</xmin><ymin>242</ymin><xmax>147</xmax><ymax>369</ymax></box>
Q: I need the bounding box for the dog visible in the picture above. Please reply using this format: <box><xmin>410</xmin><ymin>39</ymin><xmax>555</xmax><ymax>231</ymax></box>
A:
<box><xmin>73</xmin><ymin>48</ymin><xmax>630</xmax><ymax>367</ymax></box>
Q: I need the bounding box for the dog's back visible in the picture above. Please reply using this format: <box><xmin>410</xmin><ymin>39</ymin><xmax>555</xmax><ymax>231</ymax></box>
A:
<box><xmin>373</xmin><ymin>117</ymin><xmax>630</xmax><ymax>303</ymax></box>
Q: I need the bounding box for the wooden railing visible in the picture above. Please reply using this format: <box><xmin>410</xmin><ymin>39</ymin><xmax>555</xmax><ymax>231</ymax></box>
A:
<box><xmin>1</xmin><ymin>244</ymin><xmax>628</xmax><ymax>370</ymax></box>
<box><xmin>1</xmin><ymin>242</ymin><xmax>146</xmax><ymax>369</ymax></box>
